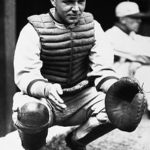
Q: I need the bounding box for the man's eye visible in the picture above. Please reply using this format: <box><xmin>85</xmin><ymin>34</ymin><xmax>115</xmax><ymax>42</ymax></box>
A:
<box><xmin>63</xmin><ymin>0</ymin><xmax>85</xmax><ymax>4</ymax></box>
<box><xmin>78</xmin><ymin>0</ymin><xmax>85</xmax><ymax>3</ymax></box>
<box><xmin>63</xmin><ymin>0</ymin><xmax>74</xmax><ymax>4</ymax></box>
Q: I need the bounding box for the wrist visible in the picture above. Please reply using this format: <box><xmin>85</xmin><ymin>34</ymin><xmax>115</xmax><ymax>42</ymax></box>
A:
<box><xmin>104</xmin><ymin>79</ymin><xmax>118</xmax><ymax>92</ymax></box>
<box><xmin>96</xmin><ymin>76</ymin><xmax>119</xmax><ymax>93</ymax></box>
<box><xmin>27</xmin><ymin>79</ymin><xmax>48</xmax><ymax>98</ymax></box>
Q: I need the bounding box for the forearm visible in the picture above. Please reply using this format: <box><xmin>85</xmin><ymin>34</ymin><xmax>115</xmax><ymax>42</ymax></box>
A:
<box><xmin>15</xmin><ymin>71</ymin><xmax>48</xmax><ymax>94</ymax></box>
<box><xmin>26</xmin><ymin>79</ymin><xmax>66</xmax><ymax>110</ymax></box>
<box><xmin>26</xmin><ymin>79</ymin><xmax>49</xmax><ymax>98</ymax></box>
<box><xmin>95</xmin><ymin>76</ymin><xmax>119</xmax><ymax>93</ymax></box>
<box><xmin>88</xmin><ymin>63</ymin><xmax>119</xmax><ymax>93</ymax></box>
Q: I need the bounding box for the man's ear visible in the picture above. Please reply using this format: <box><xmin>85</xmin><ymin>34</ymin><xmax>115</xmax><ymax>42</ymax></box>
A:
<box><xmin>120</xmin><ymin>17</ymin><xmax>126</xmax><ymax>25</ymax></box>
<box><xmin>50</xmin><ymin>0</ymin><xmax>56</xmax><ymax>7</ymax></box>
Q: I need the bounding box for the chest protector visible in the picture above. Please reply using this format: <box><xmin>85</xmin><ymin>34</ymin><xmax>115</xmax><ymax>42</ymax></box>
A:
<box><xmin>28</xmin><ymin>11</ymin><xmax>95</xmax><ymax>88</ymax></box>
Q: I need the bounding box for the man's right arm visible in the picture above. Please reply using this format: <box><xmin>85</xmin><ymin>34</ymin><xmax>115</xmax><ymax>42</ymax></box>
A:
<box><xmin>14</xmin><ymin>23</ymin><xmax>66</xmax><ymax>110</ymax></box>
<box><xmin>14</xmin><ymin>23</ymin><xmax>47</xmax><ymax>94</ymax></box>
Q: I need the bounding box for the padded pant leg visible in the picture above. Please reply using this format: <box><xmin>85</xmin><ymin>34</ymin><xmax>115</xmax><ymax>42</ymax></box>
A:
<box><xmin>15</xmin><ymin>101</ymin><xmax>51</xmax><ymax>149</ymax></box>
<box><xmin>70</xmin><ymin>115</ymin><xmax>115</xmax><ymax>146</ymax></box>
<box><xmin>77</xmin><ymin>122</ymin><xmax>115</xmax><ymax>145</ymax></box>
<box><xmin>18</xmin><ymin>128</ymin><xmax>48</xmax><ymax>150</ymax></box>
<box><xmin>15</xmin><ymin>101</ymin><xmax>50</xmax><ymax>132</ymax></box>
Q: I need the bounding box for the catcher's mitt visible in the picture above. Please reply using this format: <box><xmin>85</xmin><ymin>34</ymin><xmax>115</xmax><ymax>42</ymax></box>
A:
<box><xmin>105</xmin><ymin>77</ymin><xmax>146</xmax><ymax>132</ymax></box>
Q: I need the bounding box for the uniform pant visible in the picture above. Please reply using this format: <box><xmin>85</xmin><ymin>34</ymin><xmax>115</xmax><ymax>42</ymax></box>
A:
<box><xmin>12</xmin><ymin>86</ymin><xmax>112</xmax><ymax>148</ymax></box>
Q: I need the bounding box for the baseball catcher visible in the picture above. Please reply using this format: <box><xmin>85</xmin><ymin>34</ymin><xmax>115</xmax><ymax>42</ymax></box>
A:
<box><xmin>12</xmin><ymin>0</ymin><xmax>146</xmax><ymax>149</ymax></box>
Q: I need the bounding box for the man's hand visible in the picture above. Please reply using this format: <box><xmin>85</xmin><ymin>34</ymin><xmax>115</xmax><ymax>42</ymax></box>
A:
<box><xmin>129</xmin><ymin>62</ymin><xmax>141</xmax><ymax>76</ymax></box>
<box><xmin>44</xmin><ymin>83</ymin><xmax>67</xmax><ymax>111</ymax></box>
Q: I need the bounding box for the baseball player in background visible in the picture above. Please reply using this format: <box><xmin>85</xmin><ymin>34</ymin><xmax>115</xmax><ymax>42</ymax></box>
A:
<box><xmin>105</xmin><ymin>1</ymin><xmax>150</xmax><ymax>117</ymax></box>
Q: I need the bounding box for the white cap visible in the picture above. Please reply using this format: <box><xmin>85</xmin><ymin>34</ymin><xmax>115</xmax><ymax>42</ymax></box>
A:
<box><xmin>115</xmin><ymin>1</ymin><xmax>141</xmax><ymax>17</ymax></box>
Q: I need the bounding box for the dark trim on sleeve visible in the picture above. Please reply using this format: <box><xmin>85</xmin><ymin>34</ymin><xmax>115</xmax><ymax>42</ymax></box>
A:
<box><xmin>100</xmin><ymin>68</ymin><xmax>115</xmax><ymax>72</ymax></box>
<box><xmin>27</xmin><ymin>79</ymin><xmax>48</xmax><ymax>96</ymax></box>
<box><xmin>96</xmin><ymin>76</ymin><xmax>119</xmax><ymax>91</ymax></box>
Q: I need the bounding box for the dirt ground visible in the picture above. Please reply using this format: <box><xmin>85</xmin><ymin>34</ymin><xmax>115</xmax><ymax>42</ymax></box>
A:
<box><xmin>47</xmin><ymin>113</ymin><xmax>150</xmax><ymax>150</ymax></box>
<box><xmin>87</xmin><ymin>114</ymin><xmax>150</xmax><ymax>150</ymax></box>
<box><xmin>0</xmin><ymin>113</ymin><xmax>150</xmax><ymax>150</ymax></box>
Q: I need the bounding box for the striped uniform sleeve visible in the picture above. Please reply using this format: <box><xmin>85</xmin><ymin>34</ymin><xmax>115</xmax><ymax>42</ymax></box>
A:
<box><xmin>87</xmin><ymin>20</ymin><xmax>119</xmax><ymax>92</ymax></box>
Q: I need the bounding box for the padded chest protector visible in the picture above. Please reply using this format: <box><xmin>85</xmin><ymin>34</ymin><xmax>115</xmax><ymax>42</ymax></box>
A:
<box><xmin>28</xmin><ymin>11</ymin><xmax>95</xmax><ymax>88</ymax></box>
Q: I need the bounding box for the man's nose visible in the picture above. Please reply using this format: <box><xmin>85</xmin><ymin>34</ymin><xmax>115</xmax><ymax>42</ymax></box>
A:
<box><xmin>72</xmin><ymin>2</ymin><xmax>79</xmax><ymax>11</ymax></box>
<box><xmin>137</xmin><ymin>18</ymin><xmax>142</xmax><ymax>23</ymax></box>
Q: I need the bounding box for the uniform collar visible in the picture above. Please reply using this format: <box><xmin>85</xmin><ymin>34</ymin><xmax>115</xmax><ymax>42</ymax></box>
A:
<box><xmin>115</xmin><ymin>22</ymin><xmax>131</xmax><ymax>35</ymax></box>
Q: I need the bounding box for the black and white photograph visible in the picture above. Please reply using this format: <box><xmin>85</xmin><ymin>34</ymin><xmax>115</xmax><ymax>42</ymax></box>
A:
<box><xmin>0</xmin><ymin>0</ymin><xmax>150</xmax><ymax>149</ymax></box>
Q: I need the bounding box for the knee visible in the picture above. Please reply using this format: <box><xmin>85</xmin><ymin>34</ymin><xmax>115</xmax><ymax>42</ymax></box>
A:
<box><xmin>15</xmin><ymin>101</ymin><xmax>51</xmax><ymax>133</ymax></box>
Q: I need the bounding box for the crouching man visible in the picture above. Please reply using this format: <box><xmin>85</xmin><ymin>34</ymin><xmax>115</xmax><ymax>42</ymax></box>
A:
<box><xmin>12</xmin><ymin>0</ymin><xmax>145</xmax><ymax>149</ymax></box>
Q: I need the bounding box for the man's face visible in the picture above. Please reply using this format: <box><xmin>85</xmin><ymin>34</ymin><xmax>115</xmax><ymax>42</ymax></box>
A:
<box><xmin>53</xmin><ymin>0</ymin><xmax>86</xmax><ymax>25</ymax></box>
<box><xmin>124</xmin><ymin>17</ymin><xmax>142</xmax><ymax>33</ymax></box>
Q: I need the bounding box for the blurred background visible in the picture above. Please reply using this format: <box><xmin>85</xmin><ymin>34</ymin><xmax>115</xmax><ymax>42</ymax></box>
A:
<box><xmin>0</xmin><ymin>0</ymin><xmax>150</xmax><ymax>137</ymax></box>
